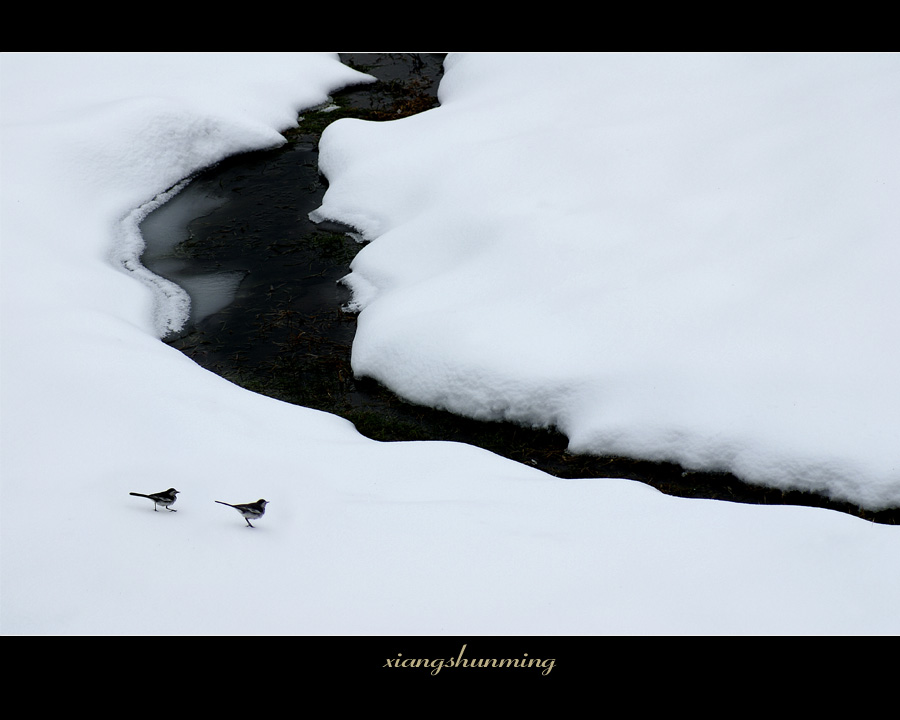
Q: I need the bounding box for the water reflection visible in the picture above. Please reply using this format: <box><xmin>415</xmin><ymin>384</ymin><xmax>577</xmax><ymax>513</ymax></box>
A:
<box><xmin>140</xmin><ymin>182</ymin><xmax>244</xmax><ymax>325</ymax></box>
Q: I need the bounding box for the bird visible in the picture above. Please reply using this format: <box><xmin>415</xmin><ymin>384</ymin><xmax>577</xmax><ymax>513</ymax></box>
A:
<box><xmin>130</xmin><ymin>488</ymin><xmax>180</xmax><ymax>512</ymax></box>
<box><xmin>215</xmin><ymin>499</ymin><xmax>268</xmax><ymax>527</ymax></box>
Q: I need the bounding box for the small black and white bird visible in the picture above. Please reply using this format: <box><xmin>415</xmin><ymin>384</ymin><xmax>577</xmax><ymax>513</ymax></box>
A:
<box><xmin>130</xmin><ymin>488</ymin><xmax>180</xmax><ymax>512</ymax></box>
<box><xmin>215</xmin><ymin>499</ymin><xmax>268</xmax><ymax>527</ymax></box>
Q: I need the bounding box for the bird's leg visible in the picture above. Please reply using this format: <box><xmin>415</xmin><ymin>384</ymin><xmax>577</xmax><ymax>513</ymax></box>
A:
<box><xmin>246</xmin><ymin>519</ymin><xmax>254</xmax><ymax>528</ymax></box>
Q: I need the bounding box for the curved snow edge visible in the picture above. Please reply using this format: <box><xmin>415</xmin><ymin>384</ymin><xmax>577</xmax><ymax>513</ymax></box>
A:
<box><xmin>112</xmin><ymin>181</ymin><xmax>193</xmax><ymax>338</ymax></box>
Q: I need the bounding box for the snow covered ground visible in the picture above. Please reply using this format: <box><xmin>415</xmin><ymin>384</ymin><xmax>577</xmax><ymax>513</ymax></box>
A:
<box><xmin>2</xmin><ymin>52</ymin><xmax>898</xmax><ymax>636</ymax></box>
<box><xmin>314</xmin><ymin>53</ymin><xmax>900</xmax><ymax>510</ymax></box>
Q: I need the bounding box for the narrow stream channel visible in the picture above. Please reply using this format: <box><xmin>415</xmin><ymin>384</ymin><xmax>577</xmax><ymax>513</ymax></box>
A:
<box><xmin>140</xmin><ymin>53</ymin><xmax>898</xmax><ymax>525</ymax></box>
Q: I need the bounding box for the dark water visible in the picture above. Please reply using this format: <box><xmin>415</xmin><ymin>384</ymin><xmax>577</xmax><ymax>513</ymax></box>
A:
<box><xmin>140</xmin><ymin>53</ymin><xmax>898</xmax><ymax>525</ymax></box>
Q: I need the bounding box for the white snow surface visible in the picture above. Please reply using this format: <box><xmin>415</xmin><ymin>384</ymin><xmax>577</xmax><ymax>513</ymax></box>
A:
<box><xmin>313</xmin><ymin>52</ymin><xmax>900</xmax><ymax>510</ymax></box>
<box><xmin>1</xmin><ymin>52</ymin><xmax>899</xmax><ymax>636</ymax></box>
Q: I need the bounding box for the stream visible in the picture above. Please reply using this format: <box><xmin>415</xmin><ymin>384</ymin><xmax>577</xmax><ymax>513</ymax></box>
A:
<box><xmin>139</xmin><ymin>53</ymin><xmax>898</xmax><ymax>526</ymax></box>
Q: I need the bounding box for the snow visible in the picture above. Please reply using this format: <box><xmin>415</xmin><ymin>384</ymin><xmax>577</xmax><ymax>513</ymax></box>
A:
<box><xmin>313</xmin><ymin>52</ymin><xmax>900</xmax><ymax>510</ymax></box>
<box><xmin>1</xmin><ymin>52</ymin><xmax>899</xmax><ymax>636</ymax></box>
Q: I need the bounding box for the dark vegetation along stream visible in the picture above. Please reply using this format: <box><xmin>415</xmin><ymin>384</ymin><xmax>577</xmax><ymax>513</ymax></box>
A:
<box><xmin>141</xmin><ymin>53</ymin><xmax>898</xmax><ymax>526</ymax></box>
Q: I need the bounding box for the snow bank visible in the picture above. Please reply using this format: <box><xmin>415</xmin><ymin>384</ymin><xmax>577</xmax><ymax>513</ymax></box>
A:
<box><xmin>312</xmin><ymin>52</ymin><xmax>900</xmax><ymax>509</ymax></box>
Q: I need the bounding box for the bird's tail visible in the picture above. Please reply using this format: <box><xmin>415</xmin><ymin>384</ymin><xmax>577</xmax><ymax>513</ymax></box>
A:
<box><xmin>130</xmin><ymin>492</ymin><xmax>151</xmax><ymax>498</ymax></box>
<box><xmin>215</xmin><ymin>501</ymin><xmax>235</xmax><ymax>507</ymax></box>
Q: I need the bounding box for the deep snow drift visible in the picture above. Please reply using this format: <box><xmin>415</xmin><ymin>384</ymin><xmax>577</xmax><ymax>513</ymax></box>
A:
<box><xmin>312</xmin><ymin>53</ymin><xmax>900</xmax><ymax>510</ymax></box>
<box><xmin>1</xmin><ymin>53</ymin><xmax>899</xmax><ymax>636</ymax></box>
